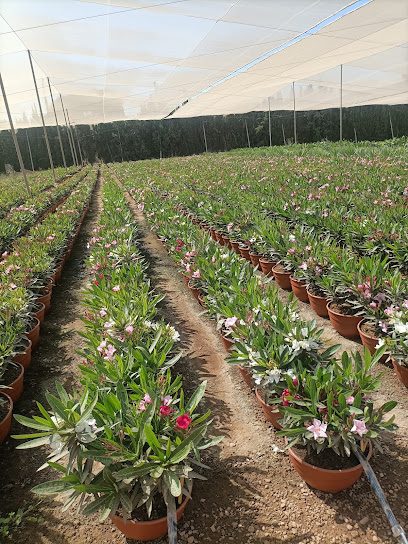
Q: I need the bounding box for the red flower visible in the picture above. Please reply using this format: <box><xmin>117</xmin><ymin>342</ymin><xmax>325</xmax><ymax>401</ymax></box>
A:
<box><xmin>159</xmin><ymin>405</ymin><xmax>171</xmax><ymax>417</ymax></box>
<box><xmin>176</xmin><ymin>414</ymin><xmax>192</xmax><ymax>430</ymax></box>
<box><xmin>292</xmin><ymin>378</ymin><xmax>299</xmax><ymax>387</ymax></box>
<box><xmin>94</xmin><ymin>280</ymin><xmax>99</xmax><ymax>286</ymax></box>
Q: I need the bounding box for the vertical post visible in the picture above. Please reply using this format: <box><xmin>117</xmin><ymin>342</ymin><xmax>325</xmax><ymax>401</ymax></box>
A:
<box><xmin>389</xmin><ymin>113</ymin><xmax>395</xmax><ymax>139</ymax></box>
<box><xmin>60</xmin><ymin>95</ymin><xmax>76</xmax><ymax>166</ymax></box>
<box><xmin>245</xmin><ymin>119</ymin><xmax>251</xmax><ymax>148</ymax></box>
<box><xmin>74</xmin><ymin>126</ymin><xmax>84</xmax><ymax>165</ymax></box>
<box><xmin>47</xmin><ymin>78</ymin><xmax>67</xmax><ymax>172</ymax></box>
<box><xmin>203</xmin><ymin>123</ymin><xmax>208</xmax><ymax>153</ymax></box>
<box><xmin>0</xmin><ymin>73</ymin><xmax>31</xmax><ymax>196</ymax></box>
<box><xmin>268</xmin><ymin>96</ymin><xmax>272</xmax><ymax>147</ymax></box>
<box><xmin>282</xmin><ymin>123</ymin><xmax>286</xmax><ymax>145</ymax></box>
<box><xmin>66</xmin><ymin>109</ymin><xmax>79</xmax><ymax>166</ymax></box>
<box><xmin>28</xmin><ymin>50</ymin><xmax>56</xmax><ymax>183</ymax></box>
<box><xmin>26</xmin><ymin>129</ymin><xmax>35</xmax><ymax>172</ymax></box>
<box><xmin>340</xmin><ymin>64</ymin><xmax>343</xmax><ymax>142</ymax></box>
<box><xmin>354</xmin><ymin>127</ymin><xmax>357</xmax><ymax>143</ymax></box>
<box><xmin>292</xmin><ymin>82</ymin><xmax>297</xmax><ymax>145</ymax></box>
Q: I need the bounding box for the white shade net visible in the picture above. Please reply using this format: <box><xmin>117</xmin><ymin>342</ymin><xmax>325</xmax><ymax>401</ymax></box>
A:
<box><xmin>0</xmin><ymin>0</ymin><xmax>406</xmax><ymax>129</ymax></box>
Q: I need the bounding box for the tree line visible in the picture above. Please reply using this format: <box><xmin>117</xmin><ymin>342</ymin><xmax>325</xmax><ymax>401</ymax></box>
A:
<box><xmin>0</xmin><ymin>104</ymin><xmax>407</xmax><ymax>172</ymax></box>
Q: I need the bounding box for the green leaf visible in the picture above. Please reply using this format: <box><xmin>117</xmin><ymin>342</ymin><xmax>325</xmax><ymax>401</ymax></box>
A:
<box><xmin>144</xmin><ymin>426</ymin><xmax>165</xmax><ymax>461</ymax></box>
<box><xmin>163</xmin><ymin>470</ymin><xmax>181</xmax><ymax>497</ymax></box>
<box><xmin>13</xmin><ymin>414</ymin><xmax>52</xmax><ymax>431</ymax></box>
<box><xmin>32</xmin><ymin>480</ymin><xmax>73</xmax><ymax>495</ymax></box>
<box><xmin>186</xmin><ymin>381</ymin><xmax>207</xmax><ymax>414</ymax></box>
<box><xmin>15</xmin><ymin>436</ymin><xmax>52</xmax><ymax>449</ymax></box>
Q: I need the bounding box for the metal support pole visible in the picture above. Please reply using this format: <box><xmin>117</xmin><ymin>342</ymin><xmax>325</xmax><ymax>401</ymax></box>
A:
<box><xmin>354</xmin><ymin>127</ymin><xmax>357</xmax><ymax>143</ymax></box>
<box><xmin>0</xmin><ymin>73</ymin><xmax>31</xmax><ymax>196</ymax></box>
<box><xmin>60</xmin><ymin>95</ymin><xmax>76</xmax><ymax>167</ymax></box>
<box><xmin>389</xmin><ymin>113</ymin><xmax>395</xmax><ymax>139</ymax></box>
<box><xmin>203</xmin><ymin>123</ymin><xmax>208</xmax><ymax>153</ymax></box>
<box><xmin>245</xmin><ymin>119</ymin><xmax>251</xmax><ymax>148</ymax></box>
<box><xmin>28</xmin><ymin>50</ymin><xmax>56</xmax><ymax>183</ymax></box>
<box><xmin>268</xmin><ymin>97</ymin><xmax>272</xmax><ymax>147</ymax></box>
<box><xmin>292</xmin><ymin>82</ymin><xmax>297</xmax><ymax>145</ymax></box>
<box><xmin>282</xmin><ymin>123</ymin><xmax>286</xmax><ymax>145</ymax></box>
<box><xmin>74</xmin><ymin>126</ymin><xmax>84</xmax><ymax>165</ymax></box>
<box><xmin>66</xmin><ymin>109</ymin><xmax>79</xmax><ymax>166</ymax></box>
<box><xmin>47</xmin><ymin>78</ymin><xmax>67</xmax><ymax>172</ymax></box>
<box><xmin>340</xmin><ymin>64</ymin><xmax>343</xmax><ymax>142</ymax></box>
<box><xmin>26</xmin><ymin>129</ymin><xmax>34</xmax><ymax>172</ymax></box>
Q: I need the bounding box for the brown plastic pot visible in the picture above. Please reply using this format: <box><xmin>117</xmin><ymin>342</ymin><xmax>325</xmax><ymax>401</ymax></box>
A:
<box><xmin>307</xmin><ymin>289</ymin><xmax>329</xmax><ymax>317</ymax></box>
<box><xmin>13</xmin><ymin>339</ymin><xmax>32</xmax><ymax>371</ymax></box>
<box><xmin>239</xmin><ymin>245</ymin><xmax>251</xmax><ymax>261</ymax></box>
<box><xmin>220</xmin><ymin>333</ymin><xmax>234</xmax><ymax>354</ymax></box>
<box><xmin>31</xmin><ymin>302</ymin><xmax>46</xmax><ymax>325</ymax></box>
<box><xmin>255</xmin><ymin>389</ymin><xmax>282</xmax><ymax>430</ymax></box>
<box><xmin>259</xmin><ymin>258</ymin><xmax>276</xmax><ymax>277</ymax></box>
<box><xmin>391</xmin><ymin>358</ymin><xmax>408</xmax><ymax>388</ymax></box>
<box><xmin>187</xmin><ymin>282</ymin><xmax>201</xmax><ymax>303</ymax></box>
<box><xmin>110</xmin><ymin>492</ymin><xmax>191</xmax><ymax>541</ymax></box>
<box><xmin>288</xmin><ymin>441</ymin><xmax>372</xmax><ymax>493</ymax></box>
<box><xmin>230</xmin><ymin>240</ymin><xmax>241</xmax><ymax>255</ymax></box>
<box><xmin>36</xmin><ymin>290</ymin><xmax>51</xmax><ymax>314</ymax></box>
<box><xmin>290</xmin><ymin>277</ymin><xmax>309</xmax><ymax>302</ymax></box>
<box><xmin>0</xmin><ymin>392</ymin><xmax>13</xmax><ymax>445</ymax></box>
<box><xmin>249</xmin><ymin>252</ymin><xmax>261</xmax><ymax>267</ymax></box>
<box><xmin>272</xmin><ymin>264</ymin><xmax>292</xmax><ymax>290</ymax></box>
<box><xmin>25</xmin><ymin>317</ymin><xmax>41</xmax><ymax>349</ymax></box>
<box><xmin>238</xmin><ymin>365</ymin><xmax>253</xmax><ymax>388</ymax></box>
<box><xmin>222</xmin><ymin>234</ymin><xmax>232</xmax><ymax>249</ymax></box>
<box><xmin>357</xmin><ymin>320</ymin><xmax>388</xmax><ymax>362</ymax></box>
<box><xmin>327</xmin><ymin>303</ymin><xmax>363</xmax><ymax>339</ymax></box>
<box><xmin>215</xmin><ymin>232</ymin><xmax>225</xmax><ymax>245</ymax></box>
<box><xmin>4</xmin><ymin>363</ymin><xmax>24</xmax><ymax>403</ymax></box>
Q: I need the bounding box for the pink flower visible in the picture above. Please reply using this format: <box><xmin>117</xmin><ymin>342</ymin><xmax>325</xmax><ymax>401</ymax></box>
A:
<box><xmin>138</xmin><ymin>401</ymin><xmax>146</xmax><ymax>411</ymax></box>
<box><xmin>104</xmin><ymin>344</ymin><xmax>116</xmax><ymax>360</ymax></box>
<box><xmin>346</xmin><ymin>396</ymin><xmax>355</xmax><ymax>405</ymax></box>
<box><xmin>299</xmin><ymin>262</ymin><xmax>308</xmax><ymax>270</ymax></box>
<box><xmin>351</xmin><ymin>419</ymin><xmax>367</xmax><ymax>437</ymax></box>
<box><xmin>104</xmin><ymin>321</ymin><xmax>114</xmax><ymax>328</ymax></box>
<box><xmin>99</xmin><ymin>308</ymin><xmax>107</xmax><ymax>318</ymax></box>
<box><xmin>185</xmin><ymin>263</ymin><xmax>191</xmax><ymax>273</ymax></box>
<box><xmin>192</xmin><ymin>270</ymin><xmax>201</xmax><ymax>278</ymax></box>
<box><xmin>402</xmin><ymin>300</ymin><xmax>408</xmax><ymax>309</ymax></box>
<box><xmin>292</xmin><ymin>378</ymin><xmax>299</xmax><ymax>387</ymax></box>
<box><xmin>112</xmin><ymin>285</ymin><xmax>120</xmax><ymax>292</ymax></box>
<box><xmin>97</xmin><ymin>340</ymin><xmax>107</xmax><ymax>352</ymax></box>
<box><xmin>126</xmin><ymin>325</ymin><xmax>134</xmax><ymax>334</ymax></box>
<box><xmin>307</xmin><ymin>419</ymin><xmax>328</xmax><ymax>440</ymax></box>
<box><xmin>161</xmin><ymin>395</ymin><xmax>173</xmax><ymax>406</ymax></box>
<box><xmin>143</xmin><ymin>393</ymin><xmax>152</xmax><ymax>404</ymax></box>
<box><xmin>176</xmin><ymin>414</ymin><xmax>192</xmax><ymax>429</ymax></box>
<box><xmin>370</xmin><ymin>301</ymin><xmax>377</xmax><ymax>308</ymax></box>
<box><xmin>225</xmin><ymin>316</ymin><xmax>238</xmax><ymax>328</ymax></box>
<box><xmin>9</xmin><ymin>283</ymin><xmax>17</xmax><ymax>290</ymax></box>
<box><xmin>159</xmin><ymin>405</ymin><xmax>171</xmax><ymax>417</ymax></box>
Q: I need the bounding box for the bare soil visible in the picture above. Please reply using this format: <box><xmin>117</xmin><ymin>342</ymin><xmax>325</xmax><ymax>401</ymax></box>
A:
<box><xmin>0</xmin><ymin>175</ymin><xmax>407</xmax><ymax>544</ymax></box>
<box><xmin>292</xmin><ymin>445</ymin><xmax>360</xmax><ymax>470</ymax></box>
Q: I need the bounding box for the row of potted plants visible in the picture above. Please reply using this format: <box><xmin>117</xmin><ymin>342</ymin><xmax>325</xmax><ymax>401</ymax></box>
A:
<box><xmin>0</xmin><ymin>166</ymin><xmax>90</xmax><ymax>256</ymax></box>
<box><xmin>11</xmin><ymin>171</ymin><xmax>221</xmax><ymax>542</ymax></box>
<box><xmin>115</xmin><ymin>164</ymin><xmax>399</xmax><ymax>493</ymax></box>
<box><xmin>0</xmin><ymin>165</ymin><xmax>78</xmax><ymax>220</ymax></box>
<box><xmin>0</xmin><ymin>167</ymin><xmax>98</xmax><ymax>446</ymax></box>
<box><xmin>108</xmin><ymin>146</ymin><xmax>408</xmax><ymax>388</ymax></box>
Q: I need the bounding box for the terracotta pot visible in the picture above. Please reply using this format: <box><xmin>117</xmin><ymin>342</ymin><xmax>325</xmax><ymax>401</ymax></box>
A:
<box><xmin>215</xmin><ymin>232</ymin><xmax>225</xmax><ymax>245</ymax></box>
<box><xmin>288</xmin><ymin>441</ymin><xmax>372</xmax><ymax>493</ymax></box>
<box><xmin>255</xmin><ymin>389</ymin><xmax>282</xmax><ymax>429</ymax></box>
<box><xmin>357</xmin><ymin>320</ymin><xmax>388</xmax><ymax>362</ymax></box>
<box><xmin>222</xmin><ymin>234</ymin><xmax>232</xmax><ymax>249</ymax></box>
<box><xmin>259</xmin><ymin>258</ymin><xmax>276</xmax><ymax>277</ymax></box>
<box><xmin>4</xmin><ymin>363</ymin><xmax>24</xmax><ymax>403</ymax></box>
<box><xmin>198</xmin><ymin>294</ymin><xmax>206</xmax><ymax>309</ymax></box>
<box><xmin>187</xmin><ymin>282</ymin><xmax>201</xmax><ymax>303</ymax></box>
<box><xmin>220</xmin><ymin>333</ymin><xmax>234</xmax><ymax>354</ymax></box>
<box><xmin>238</xmin><ymin>365</ymin><xmax>252</xmax><ymax>388</ymax></box>
<box><xmin>36</xmin><ymin>290</ymin><xmax>51</xmax><ymax>314</ymax></box>
<box><xmin>209</xmin><ymin>229</ymin><xmax>217</xmax><ymax>241</ymax></box>
<box><xmin>0</xmin><ymin>393</ymin><xmax>13</xmax><ymax>445</ymax></box>
<box><xmin>307</xmin><ymin>289</ymin><xmax>329</xmax><ymax>318</ymax></box>
<box><xmin>230</xmin><ymin>240</ymin><xmax>241</xmax><ymax>255</ymax></box>
<box><xmin>25</xmin><ymin>317</ymin><xmax>41</xmax><ymax>349</ymax></box>
<box><xmin>13</xmin><ymin>339</ymin><xmax>32</xmax><ymax>371</ymax></box>
<box><xmin>290</xmin><ymin>277</ymin><xmax>309</xmax><ymax>302</ymax></box>
<box><xmin>391</xmin><ymin>359</ymin><xmax>408</xmax><ymax>388</ymax></box>
<box><xmin>31</xmin><ymin>302</ymin><xmax>45</xmax><ymax>325</ymax></box>
<box><xmin>249</xmin><ymin>252</ymin><xmax>261</xmax><ymax>268</ymax></box>
<box><xmin>272</xmin><ymin>264</ymin><xmax>292</xmax><ymax>290</ymax></box>
<box><xmin>110</xmin><ymin>492</ymin><xmax>191</xmax><ymax>541</ymax></box>
<box><xmin>327</xmin><ymin>303</ymin><xmax>363</xmax><ymax>339</ymax></box>
<box><xmin>239</xmin><ymin>245</ymin><xmax>251</xmax><ymax>261</ymax></box>
<box><xmin>53</xmin><ymin>261</ymin><xmax>64</xmax><ymax>283</ymax></box>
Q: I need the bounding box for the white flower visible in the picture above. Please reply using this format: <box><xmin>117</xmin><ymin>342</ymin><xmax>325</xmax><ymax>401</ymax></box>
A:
<box><xmin>286</xmin><ymin>369</ymin><xmax>296</xmax><ymax>379</ymax></box>
<box><xmin>375</xmin><ymin>338</ymin><xmax>385</xmax><ymax>350</ymax></box>
<box><xmin>253</xmin><ymin>374</ymin><xmax>262</xmax><ymax>385</ymax></box>
<box><xmin>265</xmin><ymin>368</ymin><xmax>281</xmax><ymax>384</ymax></box>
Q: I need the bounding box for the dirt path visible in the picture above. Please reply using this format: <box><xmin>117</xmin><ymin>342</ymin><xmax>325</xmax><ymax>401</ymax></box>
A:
<box><xmin>1</xmin><ymin>174</ymin><xmax>406</xmax><ymax>544</ymax></box>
